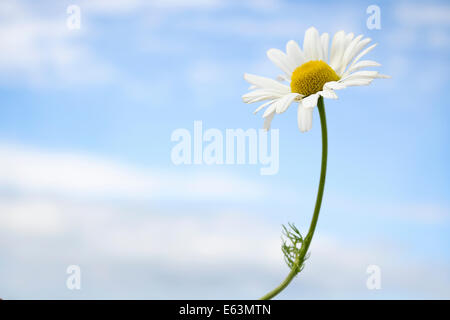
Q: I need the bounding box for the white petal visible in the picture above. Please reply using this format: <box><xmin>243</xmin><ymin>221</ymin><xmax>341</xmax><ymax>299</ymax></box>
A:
<box><xmin>344</xmin><ymin>60</ymin><xmax>381</xmax><ymax>75</ymax></box>
<box><xmin>348</xmin><ymin>43</ymin><xmax>377</xmax><ymax>71</ymax></box>
<box><xmin>243</xmin><ymin>88</ymin><xmax>279</xmax><ymax>99</ymax></box>
<box><xmin>244</xmin><ymin>96</ymin><xmax>274</xmax><ymax>104</ymax></box>
<box><xmin>276</xmin><ymin>74</ymin><xmax>290</xmax><ymax>82</ymax></box>
<box><xmin>253</xmin><ymin>100</ymin><xmax>275</xmax><ymax>114</ymax></box>
<box><xmin>330</xmin><ymin>30</ymin><xmax>346</xmax><ymax>69</ymax></box>
<box><xmin>324</xmin><ymin>81</ymin><xmax>346</xmax><ymax>90</ymax></box>
<box><xmin>319</xmin><ymin>89</ymin><xmax>338</xmax><ymax>99</ymax></box>
<box><xmin>244</xmin><ymin>73</ymin><xmax>290</xmax><ymax>93</ymax></box>
<box><xmin>320</xmin><ymin>33</ymin><xmax>330</xmax><ymax>62</ymax></box>
<box><xmin>339</xmin><ymin>79</ymin><xmax>373</xmax><ymax>87</ymax></box>
<box><xmin>331</xmin><ymin>32</ymin><xmax>354</xmax><ymax>73</ymax></box>
<box><xmin>263</xmin><ymin>112</ymin><xmax>275</xmax><ymax>131</ymax></box>
<box><xmin>297</xmin><ymin>102</ymin><xmax>313</xmax><ymax>133</ymax></box>
<box><xmin>303</xmin><ymin>27</ymin><xmax>321</xmax><ymax>61</ymax></box>
<box><xmin>344</xmin><ymin>32</ymin><xmax>354</xmax><ymax>48</ymax></box>
<box><xmin>286</xmin><ymin>40</ymin><xmax>305</xmax><ymax>67</ymax></box>
<box><xmin>301</xmin><ymin>93</ymin><xmax>320</xmax><ymax>109</ymax></box>
<box><xmin>376</xmin><ymin>74</ymin><xmax>391</xmax><ymax>79</ymax></box>
<box><xmin>341</xmin><ymin>70</ymin><xmax>379</xmax><ymax>82</ymax></box>
<box><xmin>267</xmin><ymin>49</ymin><xmax>296</xmax><ymax>76</ymax></box>
<box><xmin>337</xmin><ymin>34</ymin><xmax>363</xmax><ymax>75</ymax></box>
<box><xmin>263</xmin><ymin>100</ymin><xmax>278</xmax><ymax>118</ymax></box>
<box><xmin>351</xmin><ymin>38</ymin><xmax>372</xmax><ymax>60</ymax></box>
<box><xmin>275</xmin><ymin>92</ymin><xmax>299</xmax><ymax>114</ymax></box>
<box><xmin>340</xmin><ymin>38</ymin><xmax>372</xmax><ymax>75</ymax></box>
<box><xmin>242</xmin><ymin>89</ymin><xmax>284</xmax><ymax>104</ymax></box>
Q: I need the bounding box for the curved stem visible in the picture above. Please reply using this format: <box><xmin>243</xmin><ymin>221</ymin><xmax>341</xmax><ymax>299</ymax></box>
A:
<box><xmin>260</xmin><ymin>97</ymin><xmax>328</xmax><ymax>300</ymax></box>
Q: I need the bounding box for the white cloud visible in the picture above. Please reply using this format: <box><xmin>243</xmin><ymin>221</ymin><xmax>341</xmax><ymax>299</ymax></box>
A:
<box><xmin>177</xmin><ymin>12</ymin><xmax>358</xmax><ymax>39</ymax></box>
<box><xmin>0</xmin><ymin>1</ymin><xmax>116</xmax><ymax>87</ymax></box>
<box><xmin>0</xmin><ymin>199</ymin><xmax>65</xmax><ymax>235</ymax></box>
<box><xmin>391</xmin><ymin>3</ymin><xmax>450</xmax><ymax>50</ymax></box>
<box><xmin>1</xmin><ymin>192</ymin><xmax>449</xmax><ymax>298</ymax></box>
<box><xmin>303</xmin><ymin>235</ymin><xmax>450</xmax><ymax>298</ymax></box>
<box><xmin>429</xmin><ymin>29</ymin><xmax>450</xmax><ymax>48</ymax></box>
<box><xmin>80</xmin><ymin>0</ymin><xmax>222</xmax><ymax>16</ymax></box>
<box><xmin>0</xmin><ymin>143</ymin><xmax>268</xmax><ymax>201</ymax></box>
<box><xmin>326</xmin><ymin>192</ymin><xmax>450</xmax><ymax>225</ymax></box>
<box><xmin>0</xmin><ymin>143</ymin><xmax>449</xmax><ymax>298</ymax></box>
<box><xmin>80</xmin><ymin>0</ymin><xmax>143</xmax><ymax>15</ymax></box>
<box><xmin>395</xmin><ymin>3</ymin><xmax>450</xmax><ymax>27</ymax></box>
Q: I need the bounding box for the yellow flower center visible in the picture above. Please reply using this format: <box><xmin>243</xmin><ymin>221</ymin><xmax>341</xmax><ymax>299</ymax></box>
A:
<box><xmin>290</xmin><ymin>60</ymin><xmax>340</xmax><ymax>96</ymax></box>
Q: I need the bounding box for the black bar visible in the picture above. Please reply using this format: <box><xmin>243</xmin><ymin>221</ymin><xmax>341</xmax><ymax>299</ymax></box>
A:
<box><xmin>0</xmin><ymin>300</ymin><xmax>448</xmax><ymax>318</ymax></box>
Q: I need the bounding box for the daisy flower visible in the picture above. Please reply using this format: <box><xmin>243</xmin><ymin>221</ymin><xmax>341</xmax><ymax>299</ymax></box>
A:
<box><xmin>244</xmin><ymin>27</ymin><xmax>389</xmax><ymax>300</ymax></box>
<box><xmin>242</xmin><ymin>27</ymin><xmax>389</xmax><ymax>132</ymax></box>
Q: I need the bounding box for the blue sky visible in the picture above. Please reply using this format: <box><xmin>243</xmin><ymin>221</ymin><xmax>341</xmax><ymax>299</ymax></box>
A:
<box><xmin>0</xmin><ymin>0</ymin><xmax>449</xmax><ymax>299</ymax></box>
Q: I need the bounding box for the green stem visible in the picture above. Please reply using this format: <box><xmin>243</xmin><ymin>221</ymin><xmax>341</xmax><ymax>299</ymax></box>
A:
<box><xmin>260</xmin><ymin>97</ymin><xmax>328</xmax><ymax>300</ymax></box>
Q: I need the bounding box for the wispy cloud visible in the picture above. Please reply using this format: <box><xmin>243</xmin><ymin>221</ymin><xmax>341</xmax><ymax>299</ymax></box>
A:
<box><xmin>1</xmin><ymin>192</ymin><xmax>449</xmax><ymax>299</ymax></box>
<box><xmin>395</xmin><ymin>2</ymin><xmax>450</xmax><ymax>27</ymax></box>
<box><xmin>0</xmin><ymin>143</ymin><xmax>449</xmax><ymax>298</ymax></box>
<box><xmin>1</xmin><ymin>0</ymin><xmax>449</xmax><ymax>300</ymax></box>
<box><xmin>0</xmin><ymin>1</ymin><xmax>116</xmax><ymax>87</ymax></box>
<box><xmin>80</xmin><ymin>0</ymin><xmax>223</xmax><ymax>16</ymax></box>
<box><xmin>0</xmin><ymin>144</ymin><xmax>269</xmax><ymax>201</ymax></box>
